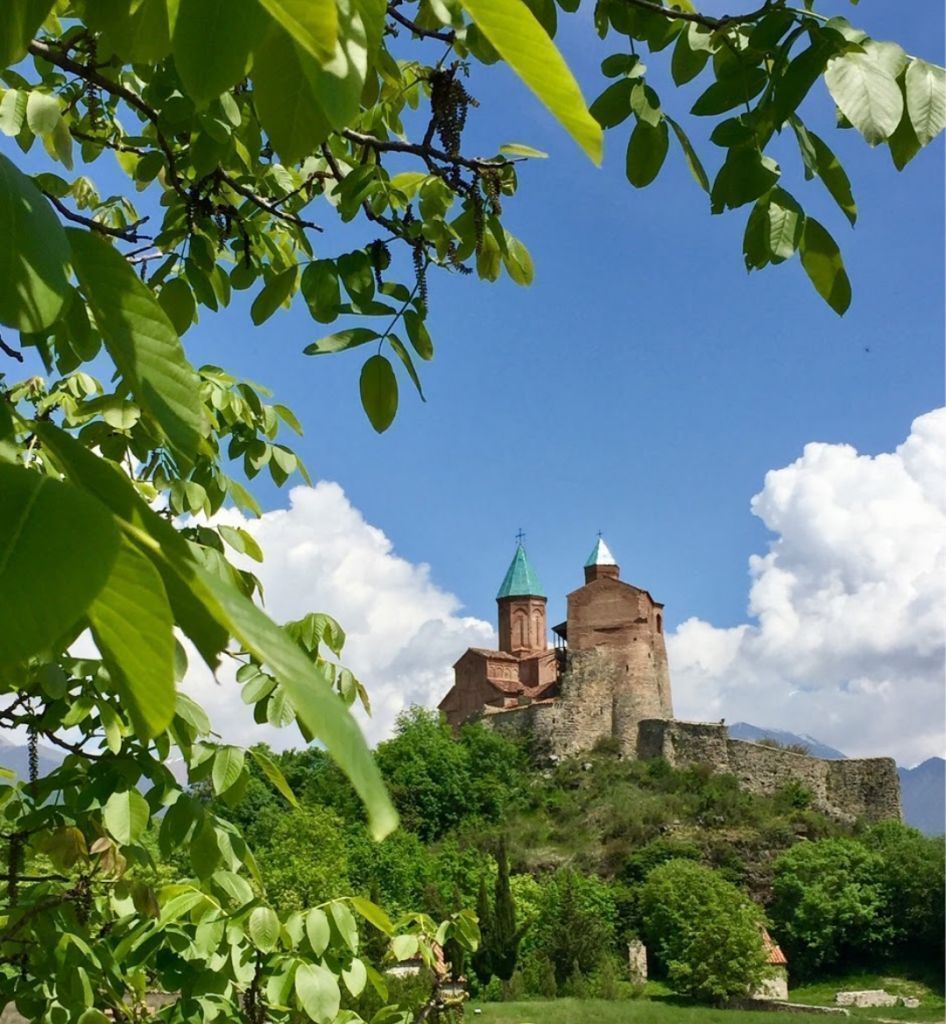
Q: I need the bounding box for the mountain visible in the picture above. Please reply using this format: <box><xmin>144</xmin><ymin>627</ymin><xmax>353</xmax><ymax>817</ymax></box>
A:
<box><xmin>898</xmin><ymin>758</ymin><xmax>945</xmax><ymax>836</ymax></box>
<box><xmin>728</xmin><ymin>722</ymin><xmax>847</xmax><ymax>760</ymax></box>
<box><xmin>0</xmin><ymin>735</ymin><xmax>61</xmax><ymax>780</ymax></box>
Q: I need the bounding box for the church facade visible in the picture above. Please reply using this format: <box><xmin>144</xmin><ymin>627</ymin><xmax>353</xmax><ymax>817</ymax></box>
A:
<box><xmin>439</xmin><ymin>538</ymin><xmax>902</xmax><ymax>824</ymax></box>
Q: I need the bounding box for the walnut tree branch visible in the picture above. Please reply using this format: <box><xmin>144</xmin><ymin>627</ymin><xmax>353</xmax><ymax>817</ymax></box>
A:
<box><xmin>42</xmin><ymin>190</ymin><xmax>150</xmax><ymax>243</ymax></box>
<box><xmin>620</xmin><ymin>0</ymin><xmax>777</xmax><ymax>30</ymax></box>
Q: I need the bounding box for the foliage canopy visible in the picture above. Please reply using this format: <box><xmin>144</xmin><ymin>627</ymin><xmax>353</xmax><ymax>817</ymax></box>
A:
<box><xmin>0</xmin><ymin>0</ymin><xmax>942</xmax><ymax>1019</ymax></box>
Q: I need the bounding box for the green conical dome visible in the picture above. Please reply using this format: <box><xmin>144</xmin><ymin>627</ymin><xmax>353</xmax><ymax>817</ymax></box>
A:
<box><xmin>496</xmin><ymin>543</ymin><xmax>545</xmax><ymax>599</ymax></box>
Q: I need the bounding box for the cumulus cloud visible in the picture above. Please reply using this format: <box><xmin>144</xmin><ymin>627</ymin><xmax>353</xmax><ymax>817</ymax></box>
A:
<box><xmin>668</xmin><ymin>408</ymin><xmax>946</xmax><ymax>766</ymax></box>
<box><xmin>183</xmin><ymin>483</ymin><xmax>493</xmax><ymax>748</ymax></box>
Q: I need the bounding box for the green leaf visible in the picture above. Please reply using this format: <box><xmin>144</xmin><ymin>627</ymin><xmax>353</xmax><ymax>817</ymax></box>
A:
<box><xmin>258</xmin><ymin>0</ymin><xmax>338</xmax><ymax>64</ymax></box>
<box><xmin>691</xmin><ymin>67</ymin><xmax>766</xmax><ymax>116</ymax></box>
<box><xmin>304</xmin><ymin>328</ymin><xmax>379</xmax><ymax>355</ymax></box>
<box><xmin>359</xmin><ymin>354</ymin><xmax>398</xmax><ymax>433</ymax></box>
<box><xmin>68</xmin><ymin>229</ymin><xmax>205</xmax><ymax>461</ymax></box>
<box><xmin>666</xmin><ymin>116</ymin><xmax>709</xmax><ymax>192</ymax></box>
<box><xmin>498</xmin><ymin>143</ymin><xmax>548</xmax><ymax>158</ymax></box>
<box><xmin>35</xmin><ymin>424</ymin><xmax>228</xmax><ymax>672</ymax></box>
<box><xmin>274</xmin><ymin>403</ymin><xmax>304</xmax><ymax>435</ymax></box>
<box><xmin>251</xmin><ymin>267</ymin><xmax>298</xmax><ymax>325</ymax></box>
<box><xmin>0</xmin><ymin>465</ymin><xmax>120</xmax><ymax>667</ymax></box>
<box><xmin>331</xmin><ymin>900</ymin><xmax>359</xmax><ymax>953</ymax></box>
<box><xmin>387</xmin><ymin>334</ymin><xmax>425</xmax><ymax>401</ymax></box>
<box><xmin>219</xmin><ymin>524</ymin><xmax>264</xmax><ymax>562</ymax></box>
<box><xmin>173</xmin><ymin>0</ymin><xmax>265</xmax><ymax>107</ymax></box>
<box><xmin>301</xmin><ymin>260</ymin><xmax>342</xmax><ymax>323</ymax></box>
<box><xmin>904</xmin><ymin>59</ymin><xmax>946</xmax><ymax>147</ymax></box>
<box><xmin>87</xmin><ymin>538</ymin><xmax>176</xmax><ymax>739</ymax></box>
<box><xmin>157</xmin><ymin>277</ymin><xmax>197</xmax><ymax>337</ymax></box>
<box><xmin>0</xmin><ymin>0</ymin><xmax>55</xmax><ymax>66</ymax></box>
<box><xmin>502</xmin><ymin>235</ymin><xmax>535</xmax><ymax>285</ymax></box>
<box><xmin>457</xmin><ymin>0</ymin><xmax>602</xmax><ymax>164</ymax></box>
<box><xmin>342</xmin><ymin>958</ymin><xmax>367</xmax><ymax>998</ymax></box>
<box><xmin>403</xmin><ymin>311</ymin><xmax>433</xmax><ymax>360</ymax></box>
<box><xmin>824</xmin><ymin>51</ymin><xmax>903</xmax><ymax>145</ymax></box>
<box><xmin>391</xmin><ymin>934</ymin><xmax>419</xmax><ymax>960</ymax></box>
<box><xmin>350</xmin><ymin>896</ymin><xmax>394</xmax><ymax>935</ymax></box>
<box><xmin>25</xmin><ymin>92</ymin><xmax>60</xmax><ymax>136</ymax></box>
<box><xmin>671</xmin><ymin>25</ymin><xmax>710</xmax><ymax>86</ymax></box>
<box><xmin>295</xmin><ymin>962</ymin><xmax>341</xmax><ymax>1024</ymax></box>
<box><xmin>249</xmin><ymin>905</ymin><xmax>281</xmax><ymax>952</ymax></box>
<box><xmin>710</xmin><ymin>148</ymin><xmax>779</xmax><ymax>213</ymax></box>
<box><xmin>248</xmin><ymin>747</ymin><xmax>299</xmax><ymax>807</ymax></box>
<box><xmin>103</xmin><ymin>789</ymin><xmax>150</xmax><ymax>846</ymax></box>
<box><xmin>807</xmin><ymin>130</ymin><xmax>856</xmax><ymax>225</ymax></box>
<box><xmin>306</xmin><ymin>907</ymin><xmax>331</xmax><ymax>955</ymax></box>
<box><xmin>589</xmin><ymin>79</ymin><xmax>633</xmax><ymax>129</ymax></box>
<box><xmin>212</xmin><ymin>745</ymin><xmax>246</xmax><ymax>795</ymax></box>
<box><xmin>253</xmin><ymin>0</ymin><xmax>366</xmax><ymax>165</ymax></box>
<box><xmin>799</xmin><ymin>217</ymin><xmax>851</xmax><ymax>315</ymax></box>
<box><xmin>625</xmin><ymin>118</ymin><xmax>669</xmax><ymax>188</ymax></box>
<box><xmin>765</xmin><ymin>188</ymin><xmax>804</xmax><ymax>263</ymax></box>
<box><xmin>0</xmin><ymin>152</ymin><xmax>70</xmax><ymax>332</ymax></box>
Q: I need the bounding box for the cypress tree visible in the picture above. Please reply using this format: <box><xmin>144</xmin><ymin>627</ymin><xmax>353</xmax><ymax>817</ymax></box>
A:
<box><xmin>491</xmin><ymin>836</ymin><xmax>521</xmax><ymax>982</ymax></box>
<box><xmin>471</xmin><ymin>875</ymin><xmax>494</xmax><ymax>983</ymax></box>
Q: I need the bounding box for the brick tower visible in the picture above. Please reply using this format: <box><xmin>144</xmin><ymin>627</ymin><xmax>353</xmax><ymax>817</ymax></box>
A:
<box><xmin>496</xmin><ymin>542</ymin><xmax>547</xmax><ymax>655</ymax></box>
<box><xmin>563</xmin><ymin>537</ymin><xmax>673</xmax><ymax>752</ymax></box>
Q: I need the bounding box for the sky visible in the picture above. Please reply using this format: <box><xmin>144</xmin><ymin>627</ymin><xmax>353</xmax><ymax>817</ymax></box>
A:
<box><xmin>5</xmin><ymin>3</ymin><xmax>945</xmax><ymax>765</ymax></box>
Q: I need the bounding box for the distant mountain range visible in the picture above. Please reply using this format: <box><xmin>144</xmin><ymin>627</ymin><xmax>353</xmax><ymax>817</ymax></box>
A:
<box><xmin>728</xmin><ymin>722</ymin><xmax>847</xmax><ymax>760</ymax></box>
<box><xmin>2</xmin><ymin>726</ymin><xmax>942</xmax><ymax>835</ymax></box>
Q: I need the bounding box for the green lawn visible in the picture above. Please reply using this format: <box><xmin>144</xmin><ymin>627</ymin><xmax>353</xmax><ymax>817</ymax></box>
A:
<box><xmin>470</xmin><ymin>991</ymin><xmax>946</xmax><ymax>1024</ymax></box>
<box><xmin>470</xmin><ymin>998</ymin><xmax>830</xmax><ymax>1023</ymax></box>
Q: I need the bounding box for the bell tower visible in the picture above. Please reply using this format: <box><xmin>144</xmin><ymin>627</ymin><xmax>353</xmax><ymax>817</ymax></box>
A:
<box><xmin>496</xmin><ymin>539</ymin><xmax>547</xmax><ymax>656</ymax></box>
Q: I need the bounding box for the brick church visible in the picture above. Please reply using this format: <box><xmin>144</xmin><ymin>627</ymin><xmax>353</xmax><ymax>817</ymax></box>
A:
<box><xmin>438</xmin><ymin>537</ymin><xmax>674</xmax><ymax>736</ymax></box>
<box><xmin>437</xmin><ymin>536</ymin><xmax>902</xmax><ymax>826</ymax></box>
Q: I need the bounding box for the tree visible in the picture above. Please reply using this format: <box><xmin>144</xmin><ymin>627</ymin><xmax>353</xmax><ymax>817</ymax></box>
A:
<box><xmin>0</xmin><ymin>0</ymin><xmax>941</xmax><ymax>1019</ymax></box>
<box><xmin>489</xmin><ymin>837</ymin><xmax>521</xmax><ymax>982</ymax></box>
<box><xmin>638</xmin><ymin>859</ymin><xmax>770</xmax><ymax>1004</ymax></box>
<box><xmin>770</xmin><ymin>837</ymin><xmax>890</xmax><ymax>978</ymax></box>
<box><xmin>471</xmin><ymin>875</ymin><xmax>495</xmax><ymax>984</ymax></box>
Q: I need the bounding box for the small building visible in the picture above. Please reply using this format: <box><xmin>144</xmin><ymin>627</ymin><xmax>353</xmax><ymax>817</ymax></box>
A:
<box><xmin>752</xmin><ymin>929</ymin><xmax>789</xmax><ymax>1001</ymax></box>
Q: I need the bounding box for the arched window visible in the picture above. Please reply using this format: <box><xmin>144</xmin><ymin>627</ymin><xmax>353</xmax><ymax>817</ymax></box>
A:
<box><xmin>533</xmin><ymin>609</ymin><xmax>543</xmax><ymax>648</ymax></box>
<box><xmin>514</xmin><ymin>609</ymin><xmax>528</xmax><ymax>648</ymax></box>
<box><xmin>656</xmin><ymin>613</ymin><xmax>663</xmax><ymax>634</ymax></box>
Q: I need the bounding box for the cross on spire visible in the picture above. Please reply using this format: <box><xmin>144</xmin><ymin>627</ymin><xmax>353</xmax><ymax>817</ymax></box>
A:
<box><xmin>597</xmin><ymin>529</ymin><xmax>603</xmax><ymax>538</ymax></box>
<box><xmin>515</xmin><ymin>528</ymin><xmax>526</xmax><ymax>546</ymax></box>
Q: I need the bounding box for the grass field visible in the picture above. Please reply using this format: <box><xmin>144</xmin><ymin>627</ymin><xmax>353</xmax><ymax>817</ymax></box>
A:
<box><xmin>470</xmin><ymin>989</ymin><xmax>946</xmax><ymax>1024</ymax></box>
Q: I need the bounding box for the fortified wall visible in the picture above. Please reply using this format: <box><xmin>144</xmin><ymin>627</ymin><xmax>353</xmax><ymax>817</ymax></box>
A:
<box><xmin>637</xmin><ymin>719</ymin><xmax>902</xmax><ymax>824</ymax></box>
<box><xmin>444</xmin><ymin>538</ymin><xmax>902</xmax><ymax>825</ymax></box>
<box><xmin>482</xmin><ymin>653</ymin><xmax>901</xmax><ymax>823</ymax></box>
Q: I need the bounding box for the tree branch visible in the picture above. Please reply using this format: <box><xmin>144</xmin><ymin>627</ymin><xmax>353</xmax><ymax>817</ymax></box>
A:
<box><xmin>620</xmin><ymin>0</ymin><xmax>777</xmax><ymax>31</ymax></box>
<box><xmin>341</xmin><ymin>130</ymin><xmax>507</xmax><ymax>173</ymax></box>
<box><xmin>0</xmin><ymin>336</ymin><xmax>24</xmax><ymax>363</ymax></box>
<box><xmin>42</xmin><ymin>190</ymin><xmax>150</xmax><ymax>243</ymax></box>
<box><xmin>387</xmin><ymin>4</ymin><xmax>455</xmax><ymax>43</ymax></box>
<box><xmin>28</xmin><ymin>38</ymin><xmax>185</xmax><ymax>191</ymax></box>
<box><xmin>217</xmin><ymin>171</ymin><xmax>323</xmax><ymax>232</ymax></box>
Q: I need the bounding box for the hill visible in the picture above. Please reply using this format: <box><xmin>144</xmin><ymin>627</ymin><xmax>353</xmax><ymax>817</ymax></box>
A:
<box><xmin>898</xmin><ymin>758</ymin><xmax>946</xmax><ymax>836</ymax></box>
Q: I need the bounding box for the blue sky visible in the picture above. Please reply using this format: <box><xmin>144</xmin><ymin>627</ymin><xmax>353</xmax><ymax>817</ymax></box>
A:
<box><xmin>177</xmin><ymin>2</ymin><xmax>944</xmax><ymax>634</ymax></box>
<box><xmin>4</xmin><ymin>4</ymin><xmax>943</xmax><ymax>759</ymax></box>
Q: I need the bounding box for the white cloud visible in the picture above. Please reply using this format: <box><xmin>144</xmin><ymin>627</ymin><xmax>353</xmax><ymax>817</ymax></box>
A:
<box><xmin>668</xmin><ymin>408</ymin><xmax>946</xmax><ymax>767</ymax></box>
<box><xmin>183</xmin><ymin>483</ymin><xmax>493</xmax><ymax>748</ymax></box>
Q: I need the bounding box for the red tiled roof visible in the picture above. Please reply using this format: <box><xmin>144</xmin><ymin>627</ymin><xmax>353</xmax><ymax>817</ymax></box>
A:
<box><xmin>467</xmin><ymin>648</ymin><xmax>519</xmax><ymax>661</ymax></box>
<box><xmin>762</xmin><ymin>929</ymin><xmax>788</xmax><ymax>966</ymax></box>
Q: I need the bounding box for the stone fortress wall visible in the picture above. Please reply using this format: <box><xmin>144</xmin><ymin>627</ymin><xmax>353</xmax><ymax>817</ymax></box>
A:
<box><xmin>484</xmin><ymin>651</ymin><xmax>901</xmax><ymax>823</ymax></box>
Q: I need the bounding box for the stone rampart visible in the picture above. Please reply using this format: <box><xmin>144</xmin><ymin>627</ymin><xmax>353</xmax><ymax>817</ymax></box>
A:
<box><xmin>636</xmin><ymin>719</ymin><xmax>901</xmax><ymax>823</ymax></box>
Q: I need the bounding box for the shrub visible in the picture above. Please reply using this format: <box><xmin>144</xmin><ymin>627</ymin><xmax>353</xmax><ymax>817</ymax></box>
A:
<box><xmin>771</xmin><ymin>838</ymin><xmax>891</xmax><ymax>978</ymax></box>
<box><xmin>639</xmin><ymin>859</ymin><xmax>769</xmax><ymax>1003</ymax></box>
